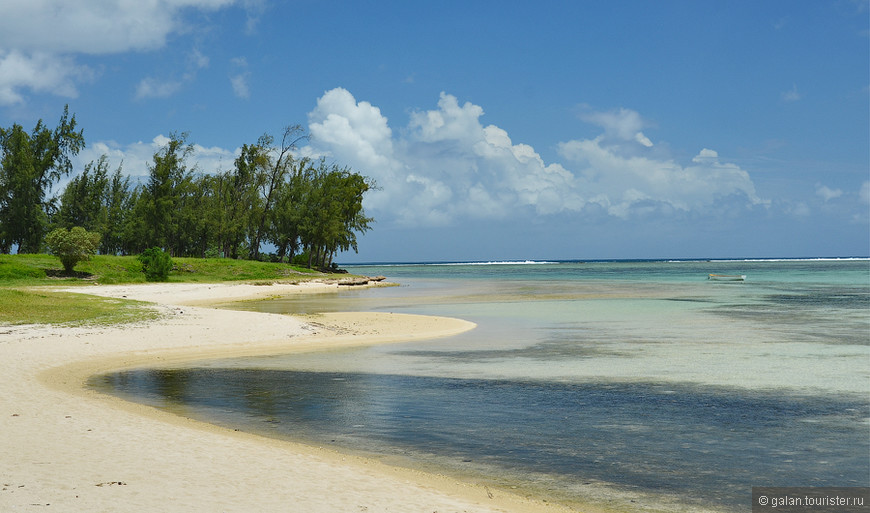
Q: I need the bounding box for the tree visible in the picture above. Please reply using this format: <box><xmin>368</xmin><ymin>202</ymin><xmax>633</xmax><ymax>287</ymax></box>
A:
<box><xmin>141</xmin><ymin>132</ymin><xmax>194</xmax><ymax>254</ymax></box>
<box><xmin>295</xmin><ymin>159</ymin><xmax>374</xmax><ymax>269</ymax></box>
<box><xmin>178</xmin><ymin>173</ymin><xmax>219</xmax><ymax>258</ymax></box>
<box><xmin>55</xmin><ymin>155</ymin><xmax>116</xmax><ymax>234</ymax></box>
<box><xmin>45</xmin><ymin>226</ymin><xmax>100</xmax><ymax>274</ymax></box>
<box><xmin>0</xmin><ymin>106</ymin><xmax>84</xmax><ymax>253</ymax></box>
<box><xmin>102</xmin><ymin>165</ymin><xmax>134</xmax><ymax>255</ymax></box>
<box><xmin>215</xmin><ymin>143</ymin><xmax>266</xmax><ymax>258</ymax></box>
<box><xmin>249</xmin><ymin>125</ymin><xmax>308</xmax><ymax>261</ymax></box>
<box><xmin>56</xmin><ymin>154</ymin><xmax>135</xmax><ymax>255</ymax></box>
<box><xmin>266</xmin><ymin>156</ymin><xmax>312</xmax><ymax>262</ymax></box>
<box><xmin>19</xmin><ymin>116</ymin><xmax>375</xmax><ymax>263</ymax></box>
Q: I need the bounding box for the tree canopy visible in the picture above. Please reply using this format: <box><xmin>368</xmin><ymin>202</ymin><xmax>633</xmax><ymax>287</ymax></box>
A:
<box><xmin>0</xmin><ymin>109</ymin><xmax>375</xmax><ymax>268</ymax></box>
<box><xmin>0</xmin><ymin>106</ymin><xmax>84</xmax><ymax>253</ymax></box>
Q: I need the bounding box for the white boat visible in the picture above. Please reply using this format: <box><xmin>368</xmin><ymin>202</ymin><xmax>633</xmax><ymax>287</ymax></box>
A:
<box><xmin>708</xmin><ymin>274</ymin><xmax>746</xmax><ymax>281</ymax></box>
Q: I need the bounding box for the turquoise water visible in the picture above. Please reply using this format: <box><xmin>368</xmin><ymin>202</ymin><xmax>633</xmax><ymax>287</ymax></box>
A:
<box><xmin>91</xmin><ymin>259</ymin><xmax>870</xmax><ymax>512</ymax></box>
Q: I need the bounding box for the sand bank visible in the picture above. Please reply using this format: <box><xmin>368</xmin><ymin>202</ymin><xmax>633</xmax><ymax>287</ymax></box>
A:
<box><xmin>0</xmin><ymin>282</ymin><xmax>593</xmax><ymax>513</ymax></box>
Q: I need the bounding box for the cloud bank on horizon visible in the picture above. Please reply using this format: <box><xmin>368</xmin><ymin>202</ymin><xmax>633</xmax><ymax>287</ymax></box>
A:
<box><xmin>0</xmin><ymin>0</ymin><xmax>867</xmax><ymax>260</ymax></box>
<box><xmin>305</xmin><ymin>88</ymin><xmax>768</xmax><ymax>226</ymax></box>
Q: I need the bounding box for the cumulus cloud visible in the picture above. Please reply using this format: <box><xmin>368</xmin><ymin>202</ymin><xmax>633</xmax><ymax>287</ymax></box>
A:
<box><xmin>0</xmin><ymin>0</ymin><xmax>237</xmax><ymax>105</ymax></box>
<box><xmin>408</xmin><ymin>93</ymin><xmax>486</xmax><ymax>144</ymax></box>
<box><xmin>580</xmin><ymin>106</ymin><xmax>654</xmax><ymax>148</ymax></box>
<box><xmin>557</xmin><ymin>136</ymin><xmax>764</xmax><ymax>218</ymax></box>
<box><xmin>302</xmin><ymin>89</ymin><xmax>763</xmax><ymax>227</ymax></box>
<box><xmin>308</xmin><ymin>88</ymin><xmax>397</xmax><ymax>174</ymax></box>
<box><xmin>76</xmin><ymin>135</ymin><xmax>236</xmax><ymax>179</ymax></box>
<box><xmin>859</xmin><ymin>181</ymin><xmax>870</xmax><ymax>205</ymax></box>
<box><xmin>816</xmin><ymin>184</ymin><xmax>843</xmax><ymax>202</ymax></box>
<box><xmin>75</xmin><ymin>138</ymin><xmax>170</xmax><ymax>179</ymax></box>
<box><xmin>304</xmin><ymin>89</ymin><xmax>590</xmax><ymax>225</ymax></box>
<box><xmin>0</xmin><ymin>50</ymin><xmax>91</xmax><ymax>104</ymax></box>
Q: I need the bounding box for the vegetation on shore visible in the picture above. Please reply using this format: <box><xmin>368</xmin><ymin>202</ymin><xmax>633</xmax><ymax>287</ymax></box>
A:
<box><xmin>0</xmin><ymin>253</ymin><xmax>328</xmax><ymax>285</ymax></box>
<box><xmin>0</xmin><ymin>108</ymin><xmax>374</xmax><ymax>269</ymax></box>
<box><xmin>0</xmin><ymin>107</ymin><xmax>378</xmax><ymax>326</ymax></box>
<box><xmin>0</xmin><ymin>253</ymin><xmax>344</xmax><ymax>326</ymax></box>
<box><xmin>0</xmin><ymin>288</ymin><xmax>156</xmax><ymax>326</ymax></box>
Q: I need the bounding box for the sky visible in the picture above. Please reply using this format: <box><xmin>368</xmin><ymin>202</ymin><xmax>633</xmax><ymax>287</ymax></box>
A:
<box><xmin>0</xmin><ymin>0</ymin><xmax>868</xmax><ymax>262</ymax></box>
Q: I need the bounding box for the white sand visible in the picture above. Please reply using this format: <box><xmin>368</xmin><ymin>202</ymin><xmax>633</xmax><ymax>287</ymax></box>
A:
<box><xmin>0</xmin><ymin>282</ymin><xmax>590</xmax><ymax>513</ymax></box>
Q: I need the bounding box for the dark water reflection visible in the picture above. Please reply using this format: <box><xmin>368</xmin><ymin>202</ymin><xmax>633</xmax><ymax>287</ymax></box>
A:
<box><xmin>91</xmin><ymin>369</ymin><xmax>870</xmax><ymax>512</ymax></box>
<box><xmin>92</xmin><ymin>260</ymin><xmax>870</xmax><ymax>511</ymax></box>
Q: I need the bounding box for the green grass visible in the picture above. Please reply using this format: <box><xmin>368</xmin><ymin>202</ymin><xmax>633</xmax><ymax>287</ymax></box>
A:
<box><xmin>0</xmin><ymin>288</ymin><xmax>159</xmax><ymax>326</ymax></box>
<box><xmin>0</xmin><ymin>253</ymin><xmax>326</xmax><ymax>286</ymax></box>
<box><xmin>0</xmin><ymin>253</ymin><xmax>338</xmax><ymax>326</ymax></box>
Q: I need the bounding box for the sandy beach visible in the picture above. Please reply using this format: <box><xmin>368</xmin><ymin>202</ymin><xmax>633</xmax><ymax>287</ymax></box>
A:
<box><xmin>0</xmin><ymin>281</ymin><xmax>588</xmax><ymax>513</ymax></box>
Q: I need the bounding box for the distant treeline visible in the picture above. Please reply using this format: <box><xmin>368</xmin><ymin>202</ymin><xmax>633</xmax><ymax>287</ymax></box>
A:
<box><xmin>0</xmin><ymin>107</ymin><xmax>374</xmax><ymax>269</ymax></box>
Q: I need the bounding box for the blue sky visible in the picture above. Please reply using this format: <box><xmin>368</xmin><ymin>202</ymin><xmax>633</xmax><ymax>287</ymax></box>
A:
<box><xmin>1</xmin><ymin>1</ymin><xmax>867</xmax><ymax>262</ymax></box>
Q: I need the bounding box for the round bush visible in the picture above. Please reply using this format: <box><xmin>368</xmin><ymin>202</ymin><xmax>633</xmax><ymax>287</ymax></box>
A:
<box><xmin>137</xmin><ymin>247</ymin><xmax>173</xmax><ymax>282</ymax></box>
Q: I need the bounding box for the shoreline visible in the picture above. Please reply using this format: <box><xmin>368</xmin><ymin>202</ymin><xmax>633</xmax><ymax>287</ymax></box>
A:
<box><xmin>0</xmin><ymin>281</ymin><xmax>609</xmax><ymax>513</ymax></box>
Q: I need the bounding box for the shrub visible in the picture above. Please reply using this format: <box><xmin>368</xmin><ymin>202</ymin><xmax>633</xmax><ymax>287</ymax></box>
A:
<box><xmin>45</xmin><ymin>227</ymin><xmax>101</xmax><ymax>274</ymax></box>
<box><xmin>138</xmin><ymin>247</ymin><xmax>173</xmax><ymax>282</ymax></box>
<box><xmin>291</xmin><ymin>251</ymin><xmax>309</xmax><ymax>266</ymax></box>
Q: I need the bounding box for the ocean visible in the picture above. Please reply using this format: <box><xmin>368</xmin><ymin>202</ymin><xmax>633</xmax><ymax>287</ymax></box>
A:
<box><xmin>90</xmin><ymin>259</ymin><xmax>870</xmax><ymax>512</ymax></box>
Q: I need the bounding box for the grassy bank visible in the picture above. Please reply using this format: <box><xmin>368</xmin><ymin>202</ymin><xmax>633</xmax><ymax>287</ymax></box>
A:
<box><xmin>0</xmin><ymin>254</ymin><xmax>335</xmax><ymax>326</ymax></box>
<box><xmin>0</xmin><ymin>253</ymin><xmax>326</xmax><ymax>286</ymax></box>
<box><xmin>0</xmin><ymin>288</ymin><xmax>158</xmax><ymax>326</ymax></box>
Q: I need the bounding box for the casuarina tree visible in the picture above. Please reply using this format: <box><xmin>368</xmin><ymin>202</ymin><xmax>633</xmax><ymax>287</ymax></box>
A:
<box><xmin>0</xmin><ymin>106</ymin><xmax>85</xmax><ymax>253</ymax></box>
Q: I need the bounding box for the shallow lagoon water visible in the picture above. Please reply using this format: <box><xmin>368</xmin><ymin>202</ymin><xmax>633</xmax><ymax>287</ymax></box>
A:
<box><xmin>91</xmin><ymin>260</ymin><xmax>870</xmax><ymax>512</ymax></box>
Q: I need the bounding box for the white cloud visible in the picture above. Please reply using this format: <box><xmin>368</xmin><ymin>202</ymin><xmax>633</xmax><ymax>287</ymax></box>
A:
<box><xmin>0</xmin><ymin>1</ymin><xmax>237</xmax><ymax>53</ymax></box>
<box><xmin>694</xmin><ymin>148</ymin><xmax>719</xmax><ymax>161</ymax></box>
<box><xmin>580</xmin><ymin>107</ymin><xmax>654</xmax><ymax>148</ymax></box>
<box><xmin>229</xmin><ymin>57</ymin><xmax>250</xmax><ymax>99</ymax></box>
<box><xmin>859</xmin><ymin>181</ymin><xmax>870</xmax><ymax>205</ymax></box>
<box><xmin>304</xmin><ymin>89</ymin><xmax>591</xmax><ymax>225</ymax></box>
<box><xmin>308</xmin><ymin>87</ymin><xmax>397</xmax><ymax>174</ymax></box>
<box><xmin>634</xmin><ymin>133</ymin><xmax>654</xmax><ymax>147</ymax></box>
<box><xmin>0</xmin><ymin>50</ymin><xmax>91</xmax><ymax>104</ymax></box>
<box><xmin>305</xmin><ymin>90</ymin><xmax>764</xmax><ymax>227</ymax></box>
<box><xmin>816</xmin><ymin>184</ymin><xmax>843</xmax><ymax>202</ymax></box>
<box><xmin>75</xmin><ymin>138</ymin><xmax>165</xmax><ymax>179</ymax></box>
<box><xmin>230</xmin><ymin>73</ymin><xmax>250</xmax><ymax>99</ymax></box>
<box><xmin>76</xmin><ymin>135</ymin><xmax>235</xmax><ymax>179</ymax></box>
<box><xmin>240</xmin><ymin>0</ymin><xmax>268</xmax><ymax>35</ymax></box>
<box><xmin>785</xmin><ymin>201</ymin><xmax>811</xmax><ymax>217</ymax></box>
<box><xmin>0</xmin><ymin>0</ymin><xmax>237</xmax><ymax>105</ymax></box>
<box><xmin>191</xmin><ymin>141</ymin><xmax>237</xmax><ymax>173</ymax></box>
<box><xmin>409</xmin><ymin>92</ymin><xmax>486</xmax><ymax>144</ymax></box>
<box><xmin>135</xmin><ymin>77</ymin><xmax>184</xmax><ymax>100</ymax></box>
<box><xmin>0</xmin><ymin>1</ymin><xmax>175</xmax><ymax>55</ymax></box>
<box><xmin>558</xmin><ymin>136</ymin><xmax>765</xmax><ymax>218</ymax></box>
<box><xmin>781</xmin><ymin>84</ymin><xmax>802</xmax><ymax>102</ymax></box>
